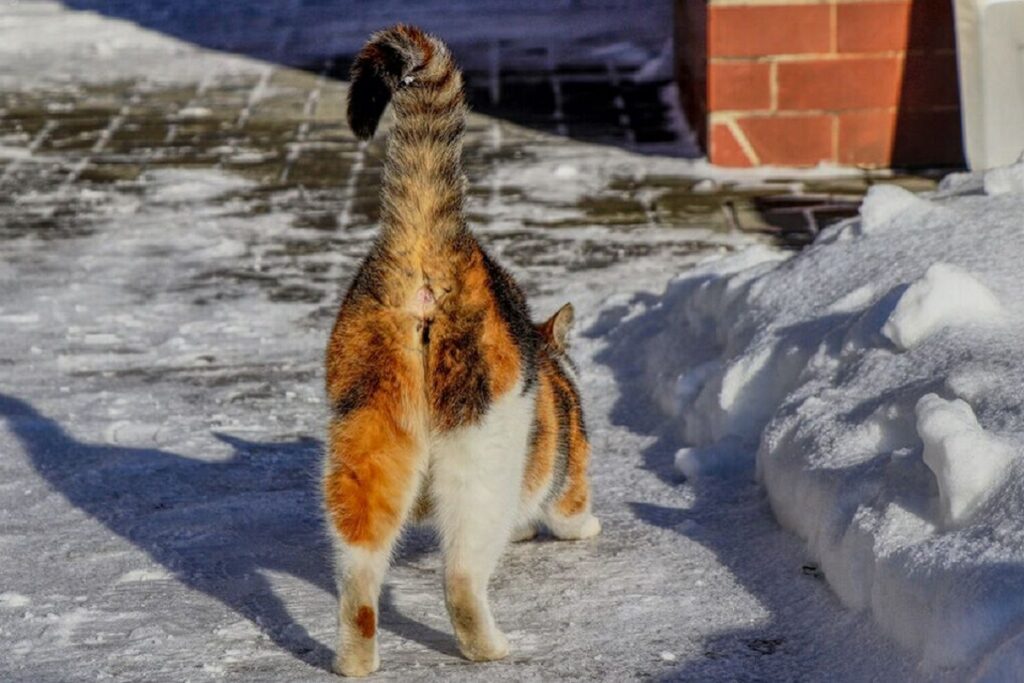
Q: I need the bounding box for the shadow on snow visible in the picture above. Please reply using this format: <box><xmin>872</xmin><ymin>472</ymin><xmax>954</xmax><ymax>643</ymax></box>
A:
<box><xmin>0</xmin><ymin>392</ymin><xmax>453</xmax><ymax>674</ymax></box>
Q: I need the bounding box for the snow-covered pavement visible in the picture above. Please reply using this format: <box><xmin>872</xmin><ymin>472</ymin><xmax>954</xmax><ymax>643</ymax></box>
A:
<box><xmin>0</xmin><ymin>4</ymin><xmax>927</xmax><ymax>681</ymax></box>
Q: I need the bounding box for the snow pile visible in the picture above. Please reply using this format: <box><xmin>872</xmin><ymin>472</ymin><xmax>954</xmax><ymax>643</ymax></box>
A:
<box><xmin>603</xmin><ymin>159</ymin><xmax>1024</xmax><ymax>675</ymax></box>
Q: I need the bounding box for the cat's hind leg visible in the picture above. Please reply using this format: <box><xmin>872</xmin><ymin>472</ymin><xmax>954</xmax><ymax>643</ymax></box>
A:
<box><xmin>545</xmin><ymin>504</ymin><xmax>601</xmax><ymax>540</ymax></box>
<box><xmin>544</xmin><ymin>401</ymin><xmax>601</xmax><ymax>541</ymax></box>
<box><xmin>323</xmin><ymin>404</ymin><xmax>426</xmax><ymax>677</ymax></box>
<box><xmin>544</xmin><ymin>451</ymin><xmax>600</xmax><ymax>540</ymax></box>
<box><xmin>430</xmin><ymin>386</ymin><xmax>533</xmax><ymax>661</ymax></box>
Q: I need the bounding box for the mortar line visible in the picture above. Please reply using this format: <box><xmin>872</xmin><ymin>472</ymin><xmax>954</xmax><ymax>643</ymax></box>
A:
<box><xmin>280</xmin><ymin>60</ymin><xmax>330</xmax><ymax>183</ymax></box>
<box><xmin>488</xmin><ymin>40</ymin><xmax>502</xmax><ymax>106</ymax></box>
<box><xmin>547</xmin><ymin>44</ymin><xmax>568</xmax><ymax>138</ymax></box>
<box><xmin>237</xmin><ymin>66</ymin><xmax>273</xmax><ymax>130</ymax></box>
<box><xmin>0</xmin><ymin>120</ymin><xmax>58</xmax><ymax>188</ymax></box>
<box><xmin>488</xmin><ymin>121</ymin><xmax>503</xmax><ymax>214</ymax></box>
<box><xmin>164</xmin><ymin>71</ymin><xmax>215</xmax><ymax>146</ymax></box>
<box><xmin>338</xmin><ymin>140</ymin><xmax>368</xmax><ymax>229</ymax></box>
<box><xmin>62</xmin><ymin>89</ymin><xmax>139</xmax><ymax>191</ymax></box>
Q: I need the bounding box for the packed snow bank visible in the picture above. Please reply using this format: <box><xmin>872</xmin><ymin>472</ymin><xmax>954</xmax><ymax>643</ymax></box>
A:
<box><xmin>603</xmin><ymin>160</ymin><xmax>1024</xmax><ymax>675</ymax></box>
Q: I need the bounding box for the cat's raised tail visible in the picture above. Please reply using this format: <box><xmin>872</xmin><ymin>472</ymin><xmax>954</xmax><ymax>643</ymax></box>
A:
<box><xmin>346</xmin><ymin>24</ymin><xmax>467</xmax><ymax>243</ymax></box>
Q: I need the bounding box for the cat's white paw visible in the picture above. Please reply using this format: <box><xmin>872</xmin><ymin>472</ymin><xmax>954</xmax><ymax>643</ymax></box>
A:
<box><xmin>548</xmin><ymin>513</ymin><xmax>601</xmax><ymax>540</ymax></box>
<box><xmin>333</xmin><ymin>645</ymin><xmax>380</xmax><ymax>677</ymax></box>
<box><xmin>577</xmin><ymin>514</ymin><xmax>601</xmax><ymax>539</ymax></box>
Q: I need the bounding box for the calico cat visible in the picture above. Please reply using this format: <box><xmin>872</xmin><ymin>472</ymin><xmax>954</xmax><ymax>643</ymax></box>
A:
<box><xmin>322</xmin><ymin>25</ymin><xmax>599</xmax><ymax>677</ymax></box>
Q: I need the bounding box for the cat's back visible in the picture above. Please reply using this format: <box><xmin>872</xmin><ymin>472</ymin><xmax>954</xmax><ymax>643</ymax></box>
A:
<box><xmin>327</xmin><ymin>234</ymin><xmax>540</xmax><ymax>436</ymax></box>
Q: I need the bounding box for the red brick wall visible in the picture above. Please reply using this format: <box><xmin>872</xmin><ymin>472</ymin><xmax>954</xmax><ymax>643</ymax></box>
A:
<box><xmin>677</xmin><ymin>0</ymin><xmax>964</xmax><ymax>168</ymax></box>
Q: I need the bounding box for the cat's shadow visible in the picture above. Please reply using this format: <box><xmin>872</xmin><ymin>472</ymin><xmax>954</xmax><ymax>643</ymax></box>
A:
<box><xmin>0</xmin><ymin>392</ymin><xmax>455</xmax><ymax>673</ymax></box>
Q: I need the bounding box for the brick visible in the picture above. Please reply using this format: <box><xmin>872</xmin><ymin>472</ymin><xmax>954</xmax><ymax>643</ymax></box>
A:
<box><xmin>838</xmin><ymin>1</ymin><xmax>911</xmax><ymax>53</ymax></box>
<box><xmin>710</xmin><ymin>122</ymin><xmax>754</xmax><ymax>167</ymax></box>
<box><xmin>901</xmin><ymin>53</ymin><xmax>960</xmax><ymax>109</ymax></box>
<box><xmin>709</xmin><ymin>5</ymin><xmax>831</xmax><ymax>58</ymax></box>
<box><xmin>777</xmin><ymin>57</ymin><xmax>903</xmax><ymax>110</ymax></box>
<box><xmin>839</xmin><ymin>110</ymin><xmax>897</xmax><ymax>165</ymax></box>
<box><xmin>709</xmin><ymin>61</ymin><xmax>772</xmax><ymax>111</ymax></box>
<box><xmin>738</xmin><ymin>114</ymin><xmax>834</xmax><ymax>166</ymax></box>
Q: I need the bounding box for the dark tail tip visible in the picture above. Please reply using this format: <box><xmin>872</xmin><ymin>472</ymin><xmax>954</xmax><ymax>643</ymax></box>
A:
<box><xmin>346</xmin><ymin>24</ymin><xmax>434</xmax><ymax>140</ymax></box>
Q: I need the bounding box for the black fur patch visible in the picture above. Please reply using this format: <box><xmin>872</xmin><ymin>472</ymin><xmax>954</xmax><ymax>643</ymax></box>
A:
<box><xmin>333</xmin><ymin>370</ymin><xmax>379</xmax><ymax>419</ymax></box>
<box><xmin>546</xmin><ymin>374</ymin><xmax>573</xmax><ymax>502</ymax></box>
<box><xmin>429</xmin><ymin>310</ymin><xmax>492</xmax><ymax>429</ymax></box>
<box><xmin>347</xmin><ymin>41</ymin><xmax>406</xmax><ymax>139</ymax></box>
<box><xmin>555</xmin><ymin>361</ymin><xmax>588</xmax><ymax>441</ymax></box>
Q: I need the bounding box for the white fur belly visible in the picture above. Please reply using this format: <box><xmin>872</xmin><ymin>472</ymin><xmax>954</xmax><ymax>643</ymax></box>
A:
<box><xmin>427</xmin><ymin>379</ymin><xmax>535</xmax><ymax>558</ymax></box>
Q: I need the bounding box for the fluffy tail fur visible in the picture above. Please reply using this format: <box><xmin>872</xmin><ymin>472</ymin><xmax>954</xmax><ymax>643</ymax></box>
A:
<box><xmin>347</xmin><ymin>25</ymin><xmax>466</xmax><ymax>242</ymax></box>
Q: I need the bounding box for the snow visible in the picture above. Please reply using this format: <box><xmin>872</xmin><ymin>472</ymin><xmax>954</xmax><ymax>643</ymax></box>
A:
<box><xmin>0</xmin><ymin>2</ymin><xmax>265</xmax><ymax>88</ymax></box>
<box><xmin>610</xmin><ymin>158</ymin><xmax>1024</xmax><ymax>676</ymax></box>
<box><xmin>881</xmin><ymin>262</ymin><xmax>1005</xmax><ymax>350</ymax></box>
<box><xmin>858</xmin><ymin>184</ymin><xmax>935</xmax><ymax>235</ymax></box>
<box><xmin>143</xmin><ymin>169</ymin><xmax>254</xmax><ymax>204</ymax></box>
<box><xmin>916</xmin><ymin>394</ymin><xmax>1011</xmax><ymax>526</ymax></box>
<box><xmin>983</xmin><ymin>158</ymin><xmax>1024</xmax><ymax>195</ymax></box>
<box><xmin>0</xmin><ymin>592</ymin><xmax>31</xmax><ymax>609</ymax></box>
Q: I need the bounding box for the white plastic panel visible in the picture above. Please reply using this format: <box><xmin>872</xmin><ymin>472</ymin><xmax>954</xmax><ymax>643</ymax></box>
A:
<box><xmin>954</xmin><ymin>0</ymin><xmax>1024</xmax><ymax>170</ymax></box>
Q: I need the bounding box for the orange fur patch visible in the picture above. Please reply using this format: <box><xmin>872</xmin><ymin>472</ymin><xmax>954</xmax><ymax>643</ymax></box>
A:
<box><xmin>466</xmin><ymin>257</ymin><xmax>521</xmax><ymax>398</ymax></box>
<box><xmin>547</xmin><ymin>369</ymin><xmax>591</xmax><ymax>517</ymax></box>
<box><xmin>324</xmin><ymin>407</ymin><xmax>419</xmax><ymax>548</ymax></box>
<box><xmin>397</xmin><ymin>24</ymin><xmax>434</xmax><ymax>66</ymax></box>
<box><xmin>324</xmin><ymin>305</ymin><xmax>426</xmax><ymax>549</ymax></box>
<box><xmin>355</xmin><ymin>606</ymin><xmax>376</xmax><ymax>639</ymax></box>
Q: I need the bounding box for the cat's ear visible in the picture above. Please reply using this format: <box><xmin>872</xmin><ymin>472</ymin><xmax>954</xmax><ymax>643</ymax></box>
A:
<box><xmin>541</xmin><ymin>303</ymin><xmax>575</xmax><ymax>350</ymax></box>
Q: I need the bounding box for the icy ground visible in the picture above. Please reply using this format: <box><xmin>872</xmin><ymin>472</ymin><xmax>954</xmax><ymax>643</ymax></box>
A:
<box><xmin>0</xmin><ymin>4</ymin><xmax>924</xmax><ymax>682</ymax></box>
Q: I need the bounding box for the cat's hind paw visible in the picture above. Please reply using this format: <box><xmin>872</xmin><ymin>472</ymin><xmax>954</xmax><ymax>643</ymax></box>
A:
<box><xmin>547</xmin><ymin>512</ymin><xmax>601</xmax><ymax>540</ymax></box>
